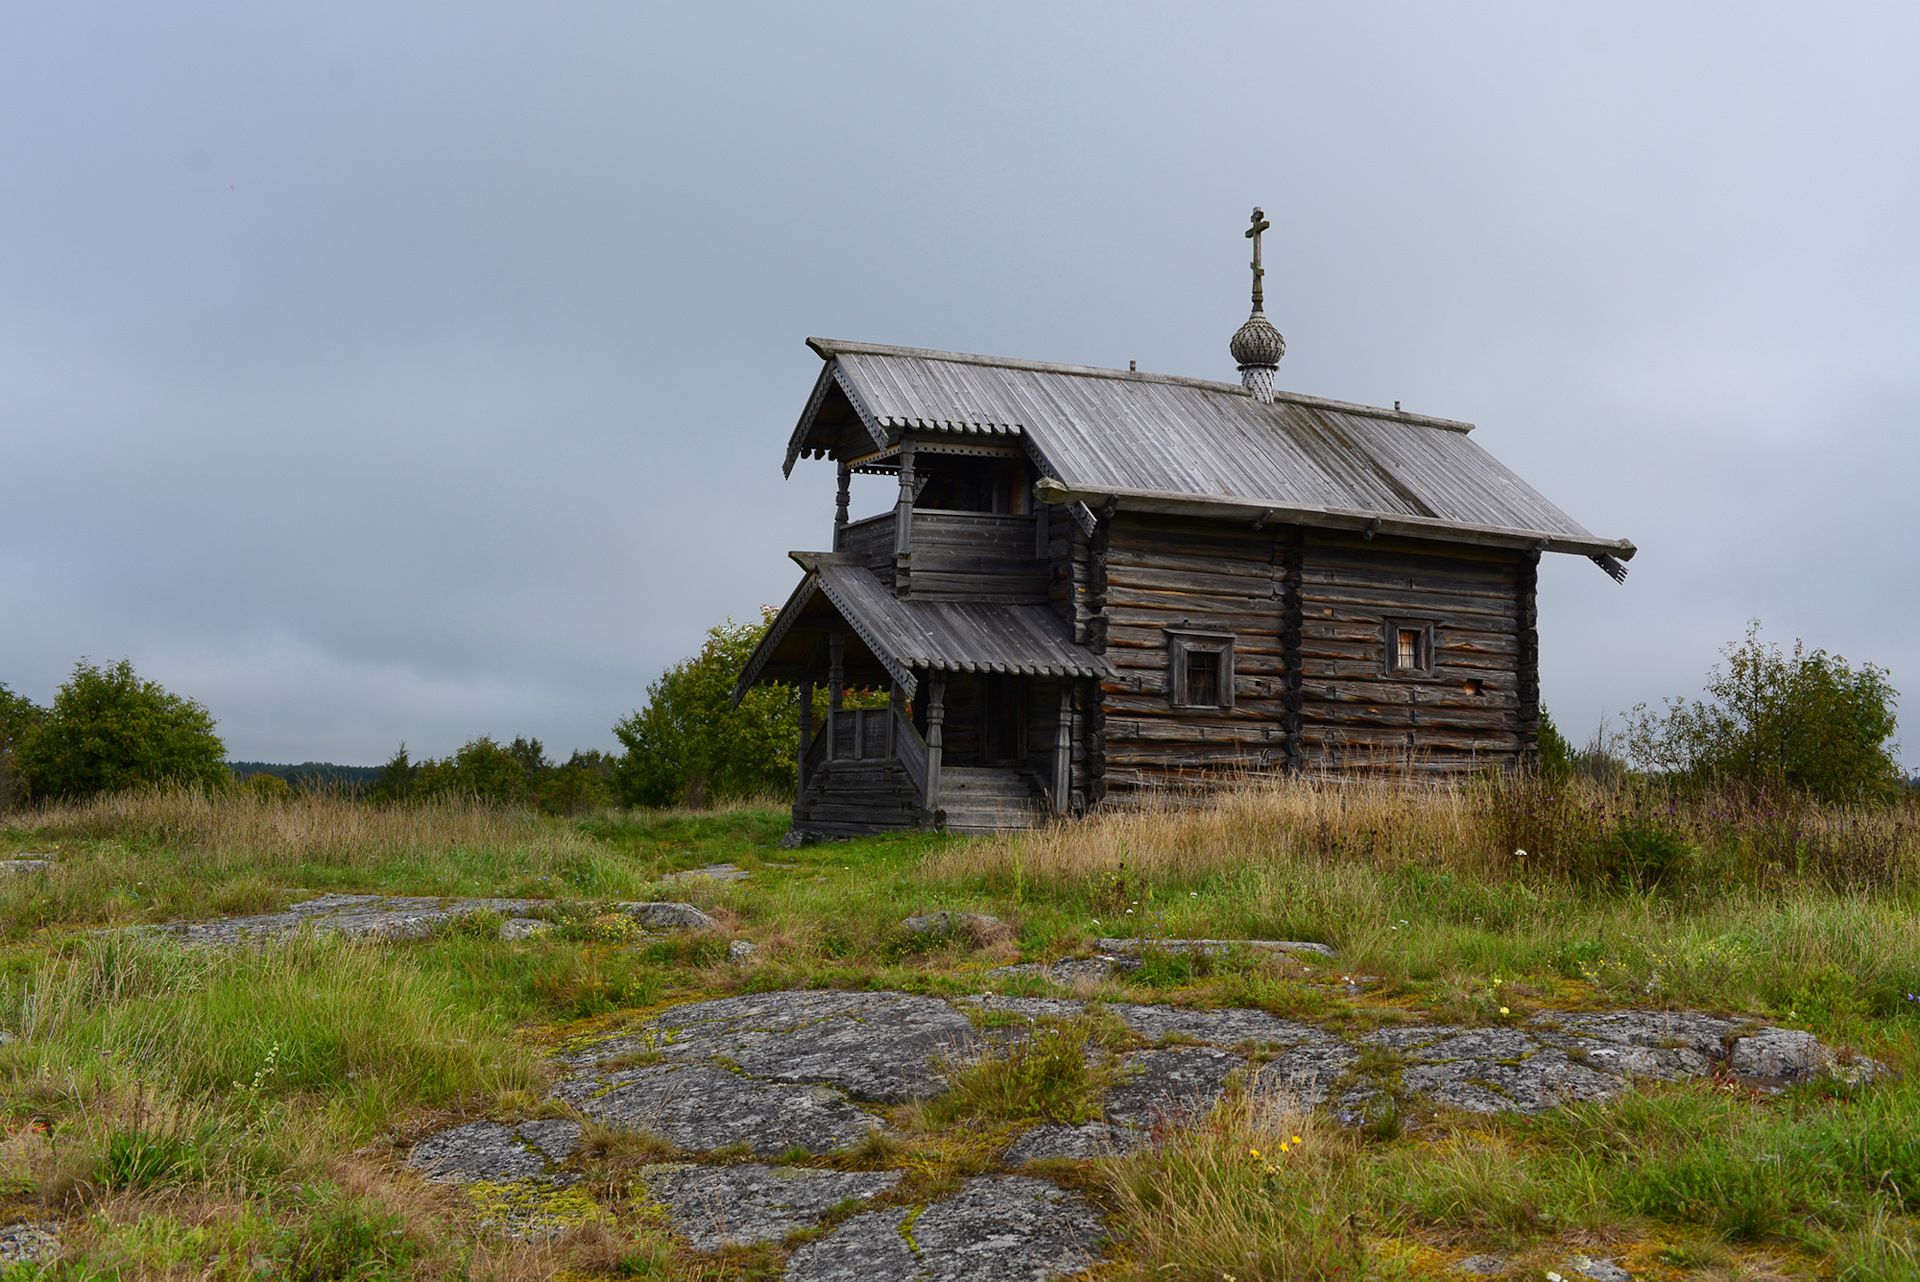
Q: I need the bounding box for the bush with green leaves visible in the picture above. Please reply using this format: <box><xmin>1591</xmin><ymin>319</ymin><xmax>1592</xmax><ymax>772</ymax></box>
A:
<box><xmin>1536</xmin><ymin>706</ymin><xmax>1574</xmax><ymax>783</ymax></box>
<box><xmin>414</xmin><ymin>735</ymin><xmax>528</xmax><ymax>805</ymax></box>
<box><xmin>613</xmin><ymin>616</ymin><xmax>801</xmax><ymax>808</ymax></box>
<box><xmin>15</xmin><ymin>659</ymin><xmax>227</xmax><ymax>801</ymax></box>
<box><xmin>0</xmin><ymin>680</ymin><xmax>39</xmax><ymax>808</ymax></box>
<box><xmin>366</xmin><ymin>738</ymin><xmax>614</xmax><ymax>813</ymax></box>
<box><xmin>1626</xmin><ymin>622</ymin><xmax>1900</xmax><ymax>802</ymax></box>
<box><xmin>539</xmin><ymin>748</ymin><xmax>615</xmax><ymax>815</ymax></box>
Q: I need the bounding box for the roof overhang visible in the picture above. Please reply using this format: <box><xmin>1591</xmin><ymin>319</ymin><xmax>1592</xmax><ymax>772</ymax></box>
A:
<box><xmin>734</xmin><ymin>553</ymin><xmax>1113</xmax><ymax>706</ymax></box>
<box><xmin>1035</xmin><ymin>477</ymin><xmax>1636</xmax><ymax>577</ymax></box>
<box><xmin>731</xmin><ymin>563</ymin><xmax>911</xmax><ymax>707</ymax></box>
<box><xmin>784</xmin><ymin>362</ymin><xmax>891</xmax><ymax>477</ymax></box>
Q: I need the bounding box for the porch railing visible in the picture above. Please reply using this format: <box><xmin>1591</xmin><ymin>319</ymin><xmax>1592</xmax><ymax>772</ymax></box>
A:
<box><xmin>800</xmin><ymin>706</ymin><xmax>927</xmax><ymax>798</ymax></box>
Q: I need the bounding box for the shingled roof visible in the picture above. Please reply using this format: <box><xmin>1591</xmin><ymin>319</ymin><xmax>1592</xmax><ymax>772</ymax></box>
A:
<box><xmin>733</xmin><ymin>553</ymin><xmax>1112</xmax><ymax>705</ymax></box>
<box><xmin>786</xmin><ymin>338</ymin><xmax>1634</xmax><ymax>573</ymax></box>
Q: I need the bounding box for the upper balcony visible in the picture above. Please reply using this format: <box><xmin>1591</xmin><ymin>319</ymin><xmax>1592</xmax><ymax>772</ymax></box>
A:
<box><xmin>834</xmin><ymin>507</ymin><xmax>1050</xmax><ymax>604</ymax></box>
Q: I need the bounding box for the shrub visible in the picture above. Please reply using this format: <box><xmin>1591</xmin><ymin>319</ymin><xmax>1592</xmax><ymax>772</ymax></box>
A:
<box><xmin>613</xmin><ymin>615</ymin><xmax>800</xmax><ymax>808</ymax></box>
<box><xmin>239</xmin><ymin>771</ymin><xmax>292</xmax><ymax>801</ymax></box>
<box><xmin>536</xmin><ymin>749</ymin><xmax>615</xmax><ymax>816</ymax></box>
<box><xmin>366</xmin><ymin>744</ymin><xmax>417</xmax><ymax>803</ymax></box>
<box><xmin>0</xmin><ymin>681</ymin><xmax>38</xmax><ymax>808</ymax></box>
<box><xmin>17</xmin><ymin>659</ymin><xmax>227</xmax><ymax>801</ymax></box>
<box><xmin>1537</xmin><ymin>705</ymin><xmax>1574</xmax><ymax>783</ymax></box>
<box><xmin>1627</xmin><ymin>622</ymin><xmax>1900</xmax><ymax>802</ymax></box>
<box><xmin>415</xmin><ymin>735</ymin><xmax>528</xmax><ymax>805</ymax></box>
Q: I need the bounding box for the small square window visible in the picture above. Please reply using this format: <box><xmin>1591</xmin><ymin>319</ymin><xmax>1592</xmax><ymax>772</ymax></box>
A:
<box><xmin>1383</xmin><ymin>619</ymin><xmax>1435</xmax><ymax>676</ymax></box>
<box><xmin>1166</xmin><ymin>629</ymin><xmax>1235</xmax><ymax>709</ymax></box>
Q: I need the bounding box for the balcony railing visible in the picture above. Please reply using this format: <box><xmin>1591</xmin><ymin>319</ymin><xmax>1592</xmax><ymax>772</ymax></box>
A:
<box><xmin>800</xmin><ymin>705</ymin><xmax>927</xmax><ymax>797</ymax></box>
<box><xmin>833</xmin><ymin>508</ymin><xmax>1047</xmax><ymax>599</ymax></box>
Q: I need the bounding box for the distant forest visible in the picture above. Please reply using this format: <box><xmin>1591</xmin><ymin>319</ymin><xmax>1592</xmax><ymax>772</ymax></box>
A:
<box><xmin>228</xmin><ymin>761</ymin><xmax>383</xmax><ymax>789</ymax></box>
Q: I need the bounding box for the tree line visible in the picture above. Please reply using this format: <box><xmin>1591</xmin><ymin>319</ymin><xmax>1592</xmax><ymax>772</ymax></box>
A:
<box><xmin>0</xmin><ymin>620</ymin><xmax>1904</xmax><ymax>812</ymax></box>
<box><xmin>0</xmin><ymin>617</ymin><xmax>808</xmax><ymax>812</ymax></box>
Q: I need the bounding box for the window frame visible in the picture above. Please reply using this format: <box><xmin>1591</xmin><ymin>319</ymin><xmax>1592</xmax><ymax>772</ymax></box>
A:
<box><xmin>1382</xmin><ymin>618</ymin><xmax>1437</xmax><ymax>678</ymax></box>
<box><xmin>1164</xmin><ymin>628</ymin><xmax>1237</xmax><ymax>710</ymax></box>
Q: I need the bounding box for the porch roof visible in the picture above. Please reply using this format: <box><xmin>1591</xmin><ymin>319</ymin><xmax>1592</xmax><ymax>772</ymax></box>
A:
<box><xmin>733</xmin><ymin>554</ymin><xmax>1112</xmax><ymax>705</ymax></box>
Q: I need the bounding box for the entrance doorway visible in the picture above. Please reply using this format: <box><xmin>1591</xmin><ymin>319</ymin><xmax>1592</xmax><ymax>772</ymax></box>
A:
<box><xmin>982</xmin><ymin>674</ymin><xmax>1028</xmax><ymax>765</ymax></box>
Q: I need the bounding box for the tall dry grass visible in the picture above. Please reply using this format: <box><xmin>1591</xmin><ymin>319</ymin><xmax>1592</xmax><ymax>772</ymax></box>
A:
<box><xmin>926</xmin><ymin>776</ymin><xmax>1920</xmax><ymax>1032</ymax></box>
<box><xmin>0</xmin><ymin>786</ymin><xmax>664</xmax><ymax>934</ymax></box>
<box><xmin>933</xmin><ymin>773</ymin><xmax>1920</xmax><ymax>894</ymax></box>
<box><xmin>2</xmin><ymin>785</ymin><xmax>600</xmax><ymax>867</ymax></box>
<box><xmin>933</xmin><ymin>775</ymin><xmax>1480</xmax><ymax>889</ymax></box>
<box><xmin>1103</xmin><ymin>1076</ymin><xmax>1363</xmax><ymax>1280</ymax></box>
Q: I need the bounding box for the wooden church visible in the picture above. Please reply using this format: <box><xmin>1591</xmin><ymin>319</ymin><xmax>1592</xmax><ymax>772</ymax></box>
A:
<box><xmin>735</xmin><ymin>210</ymin><xmax>1634</xmax><ymax>836</ymax></box>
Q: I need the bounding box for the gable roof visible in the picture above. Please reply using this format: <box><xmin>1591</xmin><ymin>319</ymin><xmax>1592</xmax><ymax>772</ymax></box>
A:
<box><xmin>733</xmin><ymin>554</ymin><xmax>1111</xmax><ymax>705</ymax></box>
<box><xmin>787</xmin><ymin>338</ymin><xmax>1634</xmax><ymax>574</ymax></box>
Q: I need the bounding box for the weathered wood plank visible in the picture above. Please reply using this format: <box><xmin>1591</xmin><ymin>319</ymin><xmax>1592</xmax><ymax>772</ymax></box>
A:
<box><xmin>1102</xmin><ymin>722</ymin><xmax>1289</xmax><ymax>747</ymax></box>
<box><xmin>1102</xmin><ymin>746</ymin><xmax>1288</xmax><ymax>771</ymax></box>
<box><xmin>1107</xmin><ymin>547</ymin><xmax>1276</xmax><ymax>577</ymax></box>
<box><xmin>1302</xmin><ymin>547</ymin><xmax>1522</xmax><ymax>583</ymax></box>
<box><xmin>1297</xmin><ymin>626</ymin><xmax>1519</xmax><ymax>654</ymax></box>
<box><xmin>1298</xmin><ymin>705</ymin><xmax>1521</xmax><ymax>733</ymax></box>
<box><xmin>1107</xmin><ymin>563</ymin><xmax>1277</xmax><ymax>597</ymax></box>
<box><xmin>1107</xmin><ymin>628</ymin><xmax>1283</xmax><ymax>660</ymax></box>
<box><xmin>1298</xmin><ymin>638</ymin><xmax>1518</xmax><ymax>668</ymax></box>
<box><xmin>1101</xmin><ymin>708</ymin><xmax>1295</xmax><ymax>730</ymax></box>
<box><xmin>1299</xmin><ymin>588</ymin><xmax>1519</xmax><ymax>622</ymax></box>
<box><xmin>1304</xmin><ymin>530</ymin><xmax>1529</xmax><ymax>565</ymax></box>
<box><xmin>1104</xmin><ymin>592</ymin><xmax>1284</xmax><ymax>626</ymax></box>
<box><xmin>1301</xmin><ymin>679</ymin><xmax>1518</xmax><ymax>708</ymax></box>
<box><xmin>1299</xmin><ymin>730</ymin><xmax>1520</xmax><ymax>755</ymax></box>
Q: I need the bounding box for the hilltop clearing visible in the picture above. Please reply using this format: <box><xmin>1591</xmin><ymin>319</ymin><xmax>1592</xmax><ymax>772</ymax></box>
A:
<box><xmin>0</xmin><ymin>782</ymin><xmax>1915</xmax><ymax>1279</ymax></box>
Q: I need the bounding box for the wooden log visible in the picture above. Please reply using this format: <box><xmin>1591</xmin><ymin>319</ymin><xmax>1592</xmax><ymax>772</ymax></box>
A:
<box><xmin>1517</xmin><ymin>551</ymin><xmax>1541</xmax><ymax>768</ymax></box>
<box><xmin>1106</xmin><ymin>547</ymin><xmax>1276</xmax><ymax>577</ymax></box>
<box><xmin>1101</xmin><ymin>722</ymin><xmax>1289</xmax><ymax>747</ymax></box>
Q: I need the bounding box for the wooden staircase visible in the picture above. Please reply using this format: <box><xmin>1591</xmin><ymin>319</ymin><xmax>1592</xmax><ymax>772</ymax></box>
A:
<box><xmin>936</xmin><ymin>767</ymin><xmax>1049</xmax><ymax>834</ymax></box>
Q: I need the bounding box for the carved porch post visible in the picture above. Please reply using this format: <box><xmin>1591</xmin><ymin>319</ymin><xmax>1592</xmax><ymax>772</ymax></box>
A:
<box><xmin>924</xmin><ymin>671</ymin><xmax>945</xmax><ymax>819</ymax></box>
<box><xmin>1053</xmin><ymin>683</ymin><xmax>1072</xmax><ymax>813</ymax></box>
<box><xmin>894</xmin><ymin>438</ymin><xmax>915</xmax><ymax>597</ymax></box>
<box><xmin>834</xmin><ymin>462</ymin><xmax>850</xmax><ymax>550</ymax></box>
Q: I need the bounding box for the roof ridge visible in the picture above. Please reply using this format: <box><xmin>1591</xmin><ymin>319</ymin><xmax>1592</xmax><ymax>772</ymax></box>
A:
<box><xmin>805</xmin><ymin>337</ymin><xmax>1475</xmax><ymax>433</ymax></box>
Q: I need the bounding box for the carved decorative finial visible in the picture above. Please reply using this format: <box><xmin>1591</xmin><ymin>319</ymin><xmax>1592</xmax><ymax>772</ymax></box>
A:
<box><xmin>1229</xmin><ymin>206</ymin><xmax>1284</xmax><ymax>403</ymax></box>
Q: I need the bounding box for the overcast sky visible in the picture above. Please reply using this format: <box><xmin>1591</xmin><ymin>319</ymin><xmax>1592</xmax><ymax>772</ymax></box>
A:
<box><xmin>3</xmin><ymin>2</ymin><xmax>1915</xmax><ymax>766</ymax></box>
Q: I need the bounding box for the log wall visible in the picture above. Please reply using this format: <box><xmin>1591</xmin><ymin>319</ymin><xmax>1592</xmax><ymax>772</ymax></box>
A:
<box><xmin>1098</xmin><ymin>513</ymin><xmax>1289</xmax><ymax>793</ymax></box>
<box><xmin>1294</xmin><ymin>530</ymin><xmax>1527</xmax><ymax>774</ymax></box>
<box><xmin>906</xmin><ymin>511</ymin><xmax>1050</xmax><ymax>603</ymax></box>
<box><xmin>1093</xmin><ymin>515</ymin><xmax>1533</xmax><ymax>796</ymax></box>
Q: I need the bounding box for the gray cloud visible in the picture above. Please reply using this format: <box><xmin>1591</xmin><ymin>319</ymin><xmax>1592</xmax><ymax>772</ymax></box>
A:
<box><xmin>2</xmin><ymin>2</ymin><xmax>1915</xmax><ymax>764</ymax></box>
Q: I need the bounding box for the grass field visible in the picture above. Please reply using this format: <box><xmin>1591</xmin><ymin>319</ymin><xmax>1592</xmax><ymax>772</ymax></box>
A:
<box><xmin>1</xmin><ymin>779</ymin><xmax>1916</xmax><ymax>1280</ymax></box>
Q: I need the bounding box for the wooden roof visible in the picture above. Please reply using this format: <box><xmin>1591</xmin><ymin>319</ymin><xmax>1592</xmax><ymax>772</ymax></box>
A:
<box><xmin>734</xmin><ymin>553</ymin><xmax>1112</xmax><ymax>702</ymax></box>
<box><xmin>785</xmin><ymin>338</ymin><xmax>1634</xmax><ymax>571</ymax></box>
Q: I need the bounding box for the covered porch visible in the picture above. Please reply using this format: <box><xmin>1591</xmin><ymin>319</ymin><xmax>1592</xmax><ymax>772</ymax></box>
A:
<box><xmin>734</xmin><ymin>554</ymin><xmax>1111</xmax><ymax>836</ymax></box>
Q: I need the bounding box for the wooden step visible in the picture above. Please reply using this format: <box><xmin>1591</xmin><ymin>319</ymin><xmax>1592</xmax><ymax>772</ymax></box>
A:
<box><xmin>937</xmin><ymin>767</ymin><xmax>1048</xmax><ymax>832</ymax></box>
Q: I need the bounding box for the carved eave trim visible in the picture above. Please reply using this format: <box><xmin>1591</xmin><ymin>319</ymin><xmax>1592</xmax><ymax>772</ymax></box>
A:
<box><xmin>732</xmin><ymin>570</ymin><xmax>824</xmax><ymax>706</ymax></box>
<box><xmin>783</xmin><ymin>360</ymin><xmax>890</xmax><ymax>477</ymax></box>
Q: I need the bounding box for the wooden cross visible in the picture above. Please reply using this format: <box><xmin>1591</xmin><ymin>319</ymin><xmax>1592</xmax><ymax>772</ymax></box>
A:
<box><xmin>1245</xmin><ymin>206</ymin><xmax>1271</xmax><ymax>310</ymax></box>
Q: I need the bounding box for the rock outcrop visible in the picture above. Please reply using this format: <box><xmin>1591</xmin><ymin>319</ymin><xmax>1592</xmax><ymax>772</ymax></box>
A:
<box><xmin>401</xmin><ymin>986</ymin><xmax>1882</xmax><ymax>1271</ymax></box>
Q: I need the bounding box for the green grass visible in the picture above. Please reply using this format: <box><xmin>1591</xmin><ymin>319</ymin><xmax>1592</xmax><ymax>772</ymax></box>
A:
<box><xmin>922</xmin><ymin>1018</ymin><xmax>1109</xmax><ymax>1127</ymax></box>
<box><xmin>0</xmin><ymin>780</ymin><xmax>1915</xmax><ymax>1278</ymax></box>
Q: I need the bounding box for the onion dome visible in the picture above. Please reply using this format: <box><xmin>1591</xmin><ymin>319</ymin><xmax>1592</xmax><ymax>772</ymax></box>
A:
<box><xmin>1231</xmin><ymin>311</ymin><xmax>1285</xmax><ymax>367</ymax></box>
